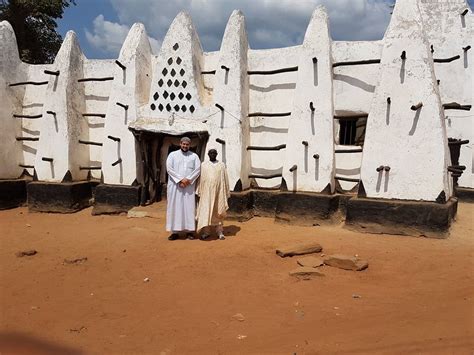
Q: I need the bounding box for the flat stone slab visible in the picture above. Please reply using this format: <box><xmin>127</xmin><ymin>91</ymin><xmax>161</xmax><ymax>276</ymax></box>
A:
<box><xmin>289</xmin><ymin>267</ymin><xmax>324</xmax><ymax>278</ymax></box>
<box><xmin>296</xmin><ymin>255</ymin><xmax>324</xmax><ymax>268</ymax></box>
<box><xmin>127</xmin><ymin>206</ymin><xmax>162</xmax><ymax>219</ymax></box>
<box><xmin>231</xmin><ymin>313</ymin><xmax>245</xmax><ymax>322</ymax></box>
<box><xmin>127</xmin><ymin>210</ymin><xmax>148</xmax><ymax>218</ymax></box>
<box><xmin>323</xmin><ymin>254</ymin><xmax>368</xmax><ymax>271</ymax></box>
<box><xmin>276</xmin><ymin>242</ymin><xmax>323</xmax><ymax>258</ymax></box>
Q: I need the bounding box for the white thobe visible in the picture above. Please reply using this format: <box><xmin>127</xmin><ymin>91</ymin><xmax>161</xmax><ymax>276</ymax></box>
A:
<box><xmin>196</xmin><ymin>161</ymin><xmax>230</xmax><ymax>232</ymax></box>
<box><xmin>166</xmin><ymin>149</ymin><xmax>201</xmax><ymax>232</ymax></box>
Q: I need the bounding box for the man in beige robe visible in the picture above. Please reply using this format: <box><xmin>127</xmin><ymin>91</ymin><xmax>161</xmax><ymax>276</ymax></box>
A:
<box><xmin>196</xmin><ymin>149</ymin><xmax>230</xmax><ymax>240</ymax></box>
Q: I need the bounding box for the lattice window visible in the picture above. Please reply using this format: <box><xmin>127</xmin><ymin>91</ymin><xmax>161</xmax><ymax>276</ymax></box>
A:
<box><xmin>149</xmin><ymin>44</ymin><xmax>197</xmax><ymax>114</ymax></box>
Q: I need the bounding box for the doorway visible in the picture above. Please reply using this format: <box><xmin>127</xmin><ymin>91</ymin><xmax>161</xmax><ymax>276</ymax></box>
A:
<box><xmin>133</xmin><ymin>130</ymin><xmax>208</xmax><ymax>205</ymax></box>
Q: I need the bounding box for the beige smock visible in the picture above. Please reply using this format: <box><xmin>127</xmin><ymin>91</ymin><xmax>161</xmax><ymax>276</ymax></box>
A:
<box><xmin>196</xmin><ymin>161</ymin><xmax>230</xmax><ymax>232</ymax></box>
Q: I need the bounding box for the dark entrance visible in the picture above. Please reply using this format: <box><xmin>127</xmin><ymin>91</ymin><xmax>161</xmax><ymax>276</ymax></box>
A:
<box><xmin>131</xmin><ymin>130</ymin><xmax>208</xmax><ymax>205</ymax></box>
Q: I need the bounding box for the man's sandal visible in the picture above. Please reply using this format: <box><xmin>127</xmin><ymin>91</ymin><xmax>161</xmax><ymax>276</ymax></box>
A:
<box><xmin>168</xmin><ymin>234</ymin><xmax>179</xmax><ymax>241</ymax></box>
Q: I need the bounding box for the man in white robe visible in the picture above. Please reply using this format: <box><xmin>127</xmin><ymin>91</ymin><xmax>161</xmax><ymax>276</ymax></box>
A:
<box><xmin>166</xmin><ymin>137</ymin><xmax>201</xmax><ymax>240</ymax></box>
<box><xmin>196</xmin><ymin>149</ymin><xmax>230</xmax><ymax>240</ymax></box>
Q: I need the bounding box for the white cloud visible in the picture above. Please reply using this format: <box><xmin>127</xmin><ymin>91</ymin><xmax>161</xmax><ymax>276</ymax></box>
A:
<box><xmin>85</xmin><ymin>14</ymin><xmax>161</xmax><ymax>56</ymax></box>
<box><xmin>148</xmin><ymin>36</ymin><xmax>161</xmax><ymax>54</ymax></box>
<box><xmin>85</xmin><ymin>15</ymin><xmax>130</xmax><ymax>55</ymax></box>
<box><xmin>83</xmin><ymin>1</ymin><xmax>394</xmax><ymax>56</ymax></box>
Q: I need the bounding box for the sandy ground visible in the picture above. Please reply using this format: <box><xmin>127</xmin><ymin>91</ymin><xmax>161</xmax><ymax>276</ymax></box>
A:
<box><xmin>0</xmin><ymin>201</ymin><xmax>473</xmax><ymax>355</ymax></box>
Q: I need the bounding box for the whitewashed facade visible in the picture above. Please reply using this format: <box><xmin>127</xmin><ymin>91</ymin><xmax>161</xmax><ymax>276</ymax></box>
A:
<box><xmin>1</xmin><ymin>0</ymin><xmax>472</xmax><ymax>203</ymax></box>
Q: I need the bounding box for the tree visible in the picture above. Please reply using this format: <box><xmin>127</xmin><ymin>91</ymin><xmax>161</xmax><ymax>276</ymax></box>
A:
<box><xmin>0</xmin><ymin>0</ymin><xmax>76</xmax><ymax>64</ymax></box>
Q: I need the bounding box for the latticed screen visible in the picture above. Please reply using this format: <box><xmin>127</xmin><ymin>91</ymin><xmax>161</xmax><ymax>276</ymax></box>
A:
<box><xmin>149</xmin><ymin>43</ymin><xmax>195</xmax><ymax>114</ymax></box>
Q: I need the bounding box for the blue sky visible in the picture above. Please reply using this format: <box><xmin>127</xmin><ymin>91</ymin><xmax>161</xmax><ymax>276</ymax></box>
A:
<box><xmin>57</xmin><ymin>0</ymin><xmax>473</xmax><ymax>59</ymax></box>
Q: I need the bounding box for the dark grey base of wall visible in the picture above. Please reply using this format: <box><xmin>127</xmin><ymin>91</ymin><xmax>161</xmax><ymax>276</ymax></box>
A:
<box><xmin>92</xmin><ymin>184</ymin><xmax>141</xmax><ymax>215</ymax></box>
<box><xmin>0</xmin><ymin>179</ymin><xmax>27</xmax><ymax>210</ymax></box>
<box><xmin>228</xmin><ymin>190</ymin><xmax>458</xmax><ymax>238</ymax></box>
<box><xmin>228</xmin><ymin>190</ymin><xmax>340</xmax><ymax>226</ymax></box>
<box><xmin>227</xmin><ymin>190</ymin><xmax>254</xmax><ymax>221</ymax></box>
<box><xmin>345</xmin><ymin>197</ymin><xmax>457</xmax><ymax>238</ymax></box>
<box><xmin>276</xmin><ymin>192</ymin><xmax>340</xmax><ymax>224</ymax></box>
<box><xmin>28</xmin><ymin>181</ymin><xmax>92</xmax><ymax>213</ymax></box>
<box><xmin>455</xmin><ymin>187</ymin><xmax>474</xmax><ymax>203</ymax></box>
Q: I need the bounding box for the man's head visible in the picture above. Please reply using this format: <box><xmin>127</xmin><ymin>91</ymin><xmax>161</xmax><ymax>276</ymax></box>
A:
<box><xmin>180</xmin><ymin>137</ymin><xmax>191</xmax><ymax>152</ymax></box>
<box><xmin>208</xmin><ymin>149</ymin><xmax>218</xmax><ymax>162</ymax></box>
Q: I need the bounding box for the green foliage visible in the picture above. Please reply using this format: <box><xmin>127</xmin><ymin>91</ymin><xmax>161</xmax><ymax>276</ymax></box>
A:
<box><xmin>0</xmin><ymin>0</ymin><xmax>76</xmax><ymax>64</ymax></box>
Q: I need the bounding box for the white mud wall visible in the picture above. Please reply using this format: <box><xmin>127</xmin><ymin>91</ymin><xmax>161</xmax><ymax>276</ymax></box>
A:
<box><xmin>360</xmin><ymin>0</ymin><xmax>452</xmax><ymax>201</ymax></box>
<box><xmin>82</xmin><ymin>59</ymin><xmax>114</xmax><ymax>179</ymax></box>
<box><xmin>420</xmin><ymin>0</ymin><xmax>473</xmax><ymax>188</ymax></box>
<box><xmin>1</xmin><ymin>0</ymin><xmax>470</xmax><ymax>199</ymax></box>
<box><xmin>103</xmin><ymin>23</ymin><xmax>152</xmax><ymax>185</ymax></box>
<box><xmin>282</xmin><ymin>6</ymin><xmax>335</xmax><ymax>193</ymax></box>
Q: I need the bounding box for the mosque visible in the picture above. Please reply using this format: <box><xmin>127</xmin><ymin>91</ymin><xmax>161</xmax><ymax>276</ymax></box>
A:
<box><xmin>0</xmin><ymin>0</ymin><xmax>472</xmax><ymax>237</ymax></box>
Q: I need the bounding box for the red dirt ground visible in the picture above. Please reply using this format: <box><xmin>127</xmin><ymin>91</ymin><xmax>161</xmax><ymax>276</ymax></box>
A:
<box><xmin>1</xmin><ymin>201</ymin><xmax>473</xmax><ymax>354</ymax></box>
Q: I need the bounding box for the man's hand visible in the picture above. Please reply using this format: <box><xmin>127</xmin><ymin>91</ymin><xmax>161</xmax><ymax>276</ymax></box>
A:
<box><xmin>179</xmin><ymin>178</ymin><xmax>191</xmax><ymax>188</ymax></box>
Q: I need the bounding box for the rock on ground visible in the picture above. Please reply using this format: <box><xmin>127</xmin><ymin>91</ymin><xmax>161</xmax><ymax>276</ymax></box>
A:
<box><xmin>276</xmin><ymin>242</ymin><xmax>323</xmax><ymax>257</ymax></box>
<box><xmin>15</xmin><ymin>250</ymin><xmax>37</xmax><ymax>257</ymax></box>
<box><xmin>63</xmin><ymin>257</ymin><xmax>88</xmax><ymax>265</ymax></box>
<box><xmin>231</xmin><ymin>313</ymin><xmax>245</xmax><ymax>321</ymax></box>
<box><xmin>127</xmin><ymin>210</ymin><xmax>149</xmax><ymax>218</ymax></box>
<box><xmin>289</xmin><ymin>267</ymin><xmax>324</xmax><ymax>279</ymax></box>
<box><xmin>296</xmin><ymin>255</ymin><xmax>324</xmax><ymax>268</ymax></box>
<box><xmin>323</xmin><ymin>254</ymin><xmax>368</xmax><ymax>271</ymax></box>
<box><xmin>127</xmin><ymin>207</ymin><xmax>162</xmax><ymax>219</ymax></box>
